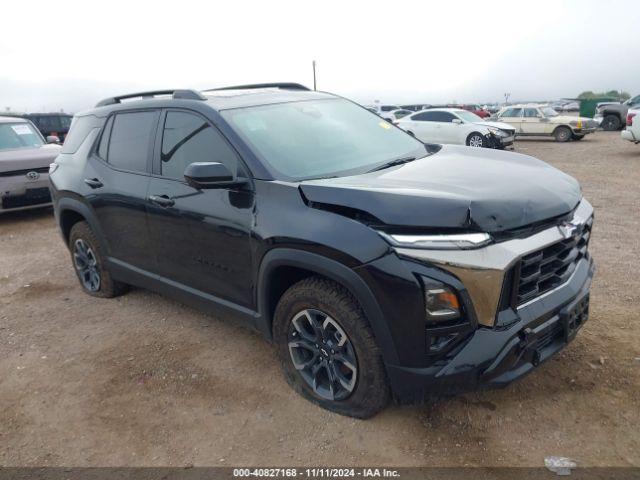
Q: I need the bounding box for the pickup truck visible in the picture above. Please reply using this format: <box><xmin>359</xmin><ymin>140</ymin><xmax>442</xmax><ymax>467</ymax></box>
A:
<box><xmin>594</xmin><ymin>95</ymin><xmax>640</xmax><ymax>130</ymax></box>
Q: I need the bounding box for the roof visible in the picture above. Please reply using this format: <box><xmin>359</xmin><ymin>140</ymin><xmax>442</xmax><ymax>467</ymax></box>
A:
<box><xmin>87</xmin><ymin>84</ymin><xmax>335</xmax><ymax>115</ymax></box>
<box><xmin>413</xmin><ymin>107</ymin><xmax>466</xmax><ymax>114</ymax></box>
<box><xmin>202</xmin><ymin>88</ymin><xmax>335</xmax><ymax>110</ymax></box>
<box><xmin>0</xmin><ymin>115</ymin><xmax>28</xmax><ymax>124</ymax></box>
<box><xmin>501</xmin><ymin>103</ymin><xmax>548</xmax><ymax>108</ymax></box>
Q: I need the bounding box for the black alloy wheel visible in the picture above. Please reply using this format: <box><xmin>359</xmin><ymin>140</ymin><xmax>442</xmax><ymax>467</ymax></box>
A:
<box><xmin>73</xmin><ymin>238</ymin><xmax>101</xmax><ymax>292</ymax></box>
<box><xmin>287</xmin><ymin>308</ymin><xmax>358</xmax><ymax>401</ymax></box>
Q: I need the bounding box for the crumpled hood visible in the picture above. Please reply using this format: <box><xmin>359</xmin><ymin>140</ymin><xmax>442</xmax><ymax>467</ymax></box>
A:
<box><xmin>299</xmin><ymin>145</ymin><xmax>581</xmax><ymax>232</ymax></box>
<box><xmin>0</xmin><ymin>144</ymin><xmax>61</xmax><ymax>172</ymax></box>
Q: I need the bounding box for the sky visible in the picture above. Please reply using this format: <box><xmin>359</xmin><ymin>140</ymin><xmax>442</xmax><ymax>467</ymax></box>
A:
<box><xmin>1</xmin><ymin>0</ymin><xmax>639</xmax><ymax>113</ymax></box>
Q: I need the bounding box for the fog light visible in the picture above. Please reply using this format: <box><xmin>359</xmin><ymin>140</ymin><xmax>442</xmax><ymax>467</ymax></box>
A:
<box><xmin>422</xmin><ymin>279</ymin><xmax>460</xmax><ymax>322</ymax></box>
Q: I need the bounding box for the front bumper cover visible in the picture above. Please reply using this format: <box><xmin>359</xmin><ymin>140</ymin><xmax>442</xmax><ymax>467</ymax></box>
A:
<box><xmin>386</xmin><ymin>257</ymin><xmax>594</xmax><ymax>402</ymax></box>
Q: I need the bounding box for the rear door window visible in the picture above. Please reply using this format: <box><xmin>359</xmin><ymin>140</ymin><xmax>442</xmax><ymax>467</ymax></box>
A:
<box><xmin>107</xmin><ymin>111</ymin><xmax>158</xmax><ymax>173</ymax></box>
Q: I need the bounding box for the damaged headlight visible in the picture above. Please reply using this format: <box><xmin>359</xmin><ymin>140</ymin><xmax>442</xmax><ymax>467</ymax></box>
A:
<box><xmin>487</xmin><ymin>127</ymin><xmax>507</xmax><ymax>137</ymax></box>
<box><xmin>378</xmin><ymin>232</ymin><xmax>491</xmax><ymax>250</ymax></box>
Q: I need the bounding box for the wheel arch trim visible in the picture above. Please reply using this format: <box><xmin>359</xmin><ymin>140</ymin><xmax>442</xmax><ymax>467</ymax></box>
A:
<box><xmin>256</xmin><ymin>248</ymin><xmax>399</xmax><ymax>364</ymax></box>
<box><xmin>55</xmin><ymin>197</ymin><xmax>109</xmax><ymax>253</ymax></box>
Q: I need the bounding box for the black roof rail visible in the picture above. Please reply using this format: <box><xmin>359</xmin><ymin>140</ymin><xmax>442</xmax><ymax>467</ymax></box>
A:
<box><xmin>95</xmin><ymin>89</ymin><xmax>206</xmax><ymax>107</ymax></box>
<box><xmin>204</xmin><ymin>82</ymin><xmax>310</xmax><ymax>92</ymax></box>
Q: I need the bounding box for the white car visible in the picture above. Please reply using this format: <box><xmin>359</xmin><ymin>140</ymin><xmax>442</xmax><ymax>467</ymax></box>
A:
<box><xmin>367</xmin><ymin>104</ymin><xmax>401</xmax><ymax>122</ymax></box>
<box><xmin>621</xmin><ymin>108</ymin><xmax>640</xmax><ymax>144</ymax></box>
<box><xmin>395</xmin><ymin>108</ymin><xmax>516</xmax><ymax>149</ymax></box>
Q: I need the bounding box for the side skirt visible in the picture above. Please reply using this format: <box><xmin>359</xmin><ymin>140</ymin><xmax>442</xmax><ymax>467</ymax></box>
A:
<box><xmin>107</xmin><ymin>257</ymin><xmax>262</xmax><ymax>331</ymax></box>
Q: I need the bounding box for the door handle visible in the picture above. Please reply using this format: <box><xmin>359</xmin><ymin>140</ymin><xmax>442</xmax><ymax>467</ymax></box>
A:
<box><xmin>84</xmin><ymin>178</ymin><xmax>103</xmax><ymax>189</ymax></box>
<box><xmin>149</xmin><ymin>194</ymin><xmax>175</xmax><ymax>208</ymax></box>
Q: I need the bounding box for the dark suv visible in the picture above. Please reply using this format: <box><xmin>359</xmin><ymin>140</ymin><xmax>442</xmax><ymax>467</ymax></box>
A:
<box><xmin>50</xmin><ymin>84</ymin><xmax>595</xmax><ymax>418</ymax></box>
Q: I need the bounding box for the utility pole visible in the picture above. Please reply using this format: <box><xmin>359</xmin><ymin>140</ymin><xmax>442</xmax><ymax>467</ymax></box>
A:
<box><xmin>312</xmin><ymin>60</ymin><xmax>317</xmax><ymax>91</ymax></box>
<box><xmin>504</xmin><ymin>92</ymin><xmax>511</xmax><ymax>104</ymax></box>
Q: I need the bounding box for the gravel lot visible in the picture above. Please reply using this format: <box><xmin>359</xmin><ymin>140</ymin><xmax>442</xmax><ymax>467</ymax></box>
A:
<box><xmin>1</xmin><ymin>131</ymin><xmax>639</xmax><ymax>467</ymax></box>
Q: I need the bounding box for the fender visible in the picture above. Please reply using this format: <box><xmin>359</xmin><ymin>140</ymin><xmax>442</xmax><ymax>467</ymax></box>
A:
<box><xmin>256</xmin><ymin>248</ymin><xmax>399</xmax><ymax>364</ymax></box>
<box><xmin>55</xmin><ymin>196</ymin><xmax>109</xmax><ymax>254</ymax></box>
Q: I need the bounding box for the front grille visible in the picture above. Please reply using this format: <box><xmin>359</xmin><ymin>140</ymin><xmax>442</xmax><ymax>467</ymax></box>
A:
<box><xmin>516</xmin><ymin>216</ymin><xmax>593</xmax><ymax>305</ymax></box>
<box><xmin>0</xmin><ymin>166</ymin><xmax>49</xmax><ymax>177</ymax></box>
<box><xmin>2</xmin><ymin>187</ymin><xmax>51</xmax><ymax>210</ymax></box>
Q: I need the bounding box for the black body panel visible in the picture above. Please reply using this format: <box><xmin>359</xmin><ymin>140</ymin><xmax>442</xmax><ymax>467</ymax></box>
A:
<box><xmin>300</xmin><ymin>145</ymin><xmax>581</xmax><ymax>232</ymax></box>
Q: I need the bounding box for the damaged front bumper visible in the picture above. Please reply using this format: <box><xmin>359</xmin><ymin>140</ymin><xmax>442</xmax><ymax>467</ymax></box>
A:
<box><xmin>382</xmin><ymin>199</ymin><xmax>595</xmax><ymax>402</ymax></box>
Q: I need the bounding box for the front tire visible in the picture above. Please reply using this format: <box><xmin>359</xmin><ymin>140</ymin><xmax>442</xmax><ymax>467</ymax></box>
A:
<box><xmin>273</xmin><ymin>277</ymin><xmax>389</xmax><ymax>418</ymax></box>
<box><xmin>554</xmin><ymin>126</ymin><xmax>572</xmax><ymax>142</ymax></box>
<box><xmin>466</xmin><ymin>132</ymin><xmax>485</xmax><ymax>147</ymax></box>
<box><xmin>69</xmin><ymin>221</ymin><xmax>128</xmax><ymax>298</ymax></box>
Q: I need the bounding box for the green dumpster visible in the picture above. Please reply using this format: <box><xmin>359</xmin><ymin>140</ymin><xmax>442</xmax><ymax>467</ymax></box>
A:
<box><xmin>579</xmin><ymin>97</ymin><xmax>619</xmax><ymax>118</ymax></box>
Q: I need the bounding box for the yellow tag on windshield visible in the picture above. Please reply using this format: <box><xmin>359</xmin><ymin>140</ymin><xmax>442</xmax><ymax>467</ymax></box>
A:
<box><xmin>379</xmin><ymin>121</ymin><xmax>391</xmax><ymax>130</ymax></box>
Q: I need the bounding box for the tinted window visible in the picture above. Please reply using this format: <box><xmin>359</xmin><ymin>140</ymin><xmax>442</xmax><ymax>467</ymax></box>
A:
<box><xmin>108</xmin><ymin>111</ymin><xmax>157</xmax><ymax>172</ymax></box>
<box><xmin>60</xmin><ymin>116</ymin><xmax>73</xmax><ymax>129</ymax></box>
<box><xmin>411</xmin><ymin>111</ymin><xmax>438</xmax><ymax>121</ymax></box>
<box><xmin>61</xmin><ymin>115</ymin><xmax>104</xmax><ymax>154</ymax></box>
<box><xmin>97</xmin><ymin>116</ymin><xmax>113</xmax><ymax>160</ymax></box>
<box><xmin>524</xmin><ymin>108</ymin><xmax>539</xmax><ymax>118</ymax></box>
<box><xmin>161</xmin><ymin>111</ymin><xmax>238</xmax><ymax>180</ymax></box>
<box><xmin>433</xmin><ymin>112</ymin><xmax>455</xmax><ymax>122</ymax></box>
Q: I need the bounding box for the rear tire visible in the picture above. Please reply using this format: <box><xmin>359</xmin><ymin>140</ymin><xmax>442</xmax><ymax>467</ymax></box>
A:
<box><xmin>466</xmin><ymin>132</ymin><xmax>485</xmax><ymax>147</ymax></box>
<box><xmin>68</xmin><ymin>221</ymin><xmax>128</xmax><ymax>298</ymax></box>
<box><xmin>273</xmin><ymin>277</ymin><xmax>390</xmax><ymax>418</ymax></box>
<box><xmin>554</xmin><ymin>126</ymin><xmax>572</xmax><ymax>142</ymax></box>
<box><xmin>601</xmin><ymin>114</ymin><xmax>621</xmax><ymax>131</ymax></box>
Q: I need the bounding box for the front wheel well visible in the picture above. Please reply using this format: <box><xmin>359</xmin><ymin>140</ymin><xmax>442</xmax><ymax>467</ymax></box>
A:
<box><xmin>60</xmin><ymin>209</ymin><xmax>87</xmax><ymax>244</ymax></box>
<box><xmin>265</xmin><ymin>266</ymin><xmax>319</xmax><ymax>334</ymax></box>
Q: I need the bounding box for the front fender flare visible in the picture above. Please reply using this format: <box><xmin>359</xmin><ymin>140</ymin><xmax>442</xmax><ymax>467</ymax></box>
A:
<box><xmin>256</xmin><ymin>248</ymin><xmax>399</xmax><ymax>364</ymax></box>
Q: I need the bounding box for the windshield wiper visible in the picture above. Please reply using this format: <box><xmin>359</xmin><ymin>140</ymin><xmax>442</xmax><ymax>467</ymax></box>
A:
<box><xmin>367</xmin><ymin>156</ymin><xmax>417</xmax><ymax>173</ymax></box>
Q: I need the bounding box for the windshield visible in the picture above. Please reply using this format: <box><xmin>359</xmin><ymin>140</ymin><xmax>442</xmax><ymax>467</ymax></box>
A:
<box><xmin>541</xmin><ymin>107</ymin><xmax>559</xmax><ymax>117</ymax></box>
<box><xmin>222</xmin><ymin>99</ymin><xmax>427</xmax><ymax>180</ymax></box>
<box><xmin>0</xmin><ymin>122</ymin><xmax>44</xmax><ymax>151</ymax></box>
<box><xmin>455</xmin><ymin>110</ymin><xmax>483</xmax><ymax>123</ymax></box>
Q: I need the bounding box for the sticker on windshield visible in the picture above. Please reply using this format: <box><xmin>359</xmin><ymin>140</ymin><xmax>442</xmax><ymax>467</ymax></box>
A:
<box><xmin>379</xmin><ymin>121</ymin><xmax>391</xmax><ymax>130</ymax></box>
<box><xmin>11</xmin><ymin>124</ymin><xmax>32</xmax><ymax>135</ymax></box>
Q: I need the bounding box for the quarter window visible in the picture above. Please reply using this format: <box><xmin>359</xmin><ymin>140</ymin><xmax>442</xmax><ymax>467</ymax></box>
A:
<box><xmin>97</xmin><ymin>116</ymin><xmax>113</xmax><ymax>160</ymax></box>
<box><xmin>161</xmin><ymin>111</ymin><xmax>238</xmax><ymax>181</ymax></box>
<box><xmin>107</xmin><ymin>111</ymin><xmax>157</xmax><ymax>172</ymax></box>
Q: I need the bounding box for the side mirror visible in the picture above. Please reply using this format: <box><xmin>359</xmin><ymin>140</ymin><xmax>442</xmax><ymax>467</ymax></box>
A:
<box><xmin>184</xmin><ymin>162</ymin><xmax>246</xmax><ymax>189</ymax></box>
<box><xmin>452</xmin><ymin>118</ymin><xmax>463</xmax><ymax>125</ymax></box>
<box><xmin>46</xmin><ymin>135</ymin><xmax>60</xmax><ymax>144</ymax></box>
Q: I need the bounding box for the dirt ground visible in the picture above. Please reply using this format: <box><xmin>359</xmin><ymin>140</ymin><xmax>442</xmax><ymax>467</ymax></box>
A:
<box><xmin>1</xmin><ymin>131</ymin><xmax>639</xmax><ymax>468</ymax></box>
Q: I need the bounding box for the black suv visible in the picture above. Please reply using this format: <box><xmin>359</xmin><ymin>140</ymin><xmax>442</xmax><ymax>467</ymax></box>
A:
<box><xmin>49</xmin><ymin>84</ymin><xmax>595</xmax><ymax>418</ymax></box>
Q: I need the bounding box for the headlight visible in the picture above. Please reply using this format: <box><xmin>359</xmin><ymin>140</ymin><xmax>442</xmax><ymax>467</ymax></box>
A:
<box><xmin>378</xmin><ymin>232</ymin><xmax>491</xmax><ymax>250</ymax></box>
<box><xmin>422</xmin><ymin>278</ymin><xmax>461</xmax><ymax>322</ymax></box>
<box><xmin>488</xmin><ymin>127</ymin><xmax>507</xmax><ymax>137</ymax></box>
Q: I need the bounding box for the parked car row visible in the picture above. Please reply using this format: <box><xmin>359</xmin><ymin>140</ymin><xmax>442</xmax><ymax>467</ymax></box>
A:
<box><xmin>1</xmin><ymin>112</ymin><xmax>73</xmax><ymax>143</ymax></box>
<box><xmin>396</xmin><ymin>108</ymin><xmax>515</xmax><ymax>149</ymax></box>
